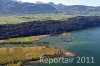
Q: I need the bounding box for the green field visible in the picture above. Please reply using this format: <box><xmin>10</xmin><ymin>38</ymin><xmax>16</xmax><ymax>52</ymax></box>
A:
<box><xmin>0</xmin><ymin>14</ymin><xmax>71</xmax><ymax>24</ymax></box>
<box><xmin>0</xmin><ymin>35</ymin><xmax>49</xmax><ymax>43</ymax></box>
<box><xmin>0</xmin><ymin>36</ymin><xmax>33</xmax><ymax>43</ymax></box>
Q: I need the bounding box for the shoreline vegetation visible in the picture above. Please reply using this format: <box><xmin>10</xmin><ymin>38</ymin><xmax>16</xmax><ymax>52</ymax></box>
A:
<box><xmin>0</xmin><ymin>34</ymin><xmax>75</xmax><ymax>65</ymax></box>
<box><xmin>0</xmin><ymin>32</ymin><xmax>74</xmax><ymax>48</ymax></box>
<box><xmin>0</xmin><ymin>33</ymin><xmax>74</xmax><ymax>44</ymax></box>
<box><xmin>0</xmin><ymin>16</ymin><xmax>100</xmax><ymax>65</ymax></box>
<box><xmin>0</xmin><ymin>35</ymin><xmax>49</xmax><ymax>43</ymax></box>
<box><xmin>0</xmin><ymin>46</ymin><xmax>75</xmax><ymax>66</ymax></box>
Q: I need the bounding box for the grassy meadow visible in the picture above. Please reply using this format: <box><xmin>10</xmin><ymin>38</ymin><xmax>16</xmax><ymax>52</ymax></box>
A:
<box><xmin>0</xmin><ymin>14</ymin><xmax>70</xmax><ymax>24</ymax></box>
<box><xmin>0</xmin><ymin>35</ymin><xmax>49</xmax><ymax>43</ymax></box>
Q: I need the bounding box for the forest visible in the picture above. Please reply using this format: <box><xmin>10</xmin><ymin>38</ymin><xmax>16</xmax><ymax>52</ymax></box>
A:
<box><xmin>0</xmin><ymin>16</ymin><xmax>100</xmax><ymax>40</ymax></box>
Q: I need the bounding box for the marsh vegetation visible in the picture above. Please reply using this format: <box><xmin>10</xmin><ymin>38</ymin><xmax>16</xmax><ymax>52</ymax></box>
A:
<box><xmin>0</xmin><ymin>46</ymin><xmax>64</xmax><ymax>65</ymax></box>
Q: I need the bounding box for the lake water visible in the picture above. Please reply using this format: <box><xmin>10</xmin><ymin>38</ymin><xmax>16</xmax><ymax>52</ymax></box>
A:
<box><xmin>26</xmin><ymin>27</ymin><xmax>100</xmax><ymax>66</ymax></box>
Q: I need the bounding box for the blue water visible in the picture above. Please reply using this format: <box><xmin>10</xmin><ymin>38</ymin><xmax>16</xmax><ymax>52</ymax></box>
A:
<box><xmin>26</xmin><ymin>27</ymin><xmax>100</xmax><ymax>66</ymax></box>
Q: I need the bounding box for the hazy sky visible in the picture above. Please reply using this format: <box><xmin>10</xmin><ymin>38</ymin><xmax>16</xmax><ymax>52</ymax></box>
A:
<box><xmin>19</xmin><ymin>0</ymin><xmax>100</xmax><ymax>6</ymax></box>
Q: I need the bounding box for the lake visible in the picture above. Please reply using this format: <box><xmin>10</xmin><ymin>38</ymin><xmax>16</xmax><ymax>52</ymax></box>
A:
<box><xmin>27</xmin><ymin>27</ymin><xmax>100</xmax><ymax>66</ymax></box>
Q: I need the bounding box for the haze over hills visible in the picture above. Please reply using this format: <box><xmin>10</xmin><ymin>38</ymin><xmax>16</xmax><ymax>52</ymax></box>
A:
<box><xmin>0</xmin><ymin>0</ymin><xmax>57</xmax><ymax>14</ymax></box>
<box><xmin>0</xmin><ymin>0</ymin><xmax>100</xmax><ymax>15</ymax></box>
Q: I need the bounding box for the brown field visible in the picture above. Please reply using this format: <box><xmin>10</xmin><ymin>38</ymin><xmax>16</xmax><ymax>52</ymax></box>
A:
<box><xmin>0</xmin><ymin>46</ymin><xmax>63</xmax><ymax>65</ymax></box>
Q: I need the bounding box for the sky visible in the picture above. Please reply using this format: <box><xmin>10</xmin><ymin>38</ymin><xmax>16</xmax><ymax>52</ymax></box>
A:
<box><xmin>18</xmin><ymin>0</ymin><xmax>100</xmax><ymax>6</ymax></box>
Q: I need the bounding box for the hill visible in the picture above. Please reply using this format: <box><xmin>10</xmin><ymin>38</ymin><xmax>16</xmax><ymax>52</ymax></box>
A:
<box><xmin>0</xmin><ymin>16</ymin><xmax>100</xmax><ymax>40</ymax></box>
<box><xmin>48</xmin><ymin>2</ymin><xmax>100</xmax><ymax>15</ymax></box>
<box><xmin>0</xmin><ymin>0</ymin><xmax>57</xmax><ymax>14</ymax></box>
<box><xmin>0</xmin><ymin>0</ymin><xmax>100</xmax><ymax>15</ymax></box>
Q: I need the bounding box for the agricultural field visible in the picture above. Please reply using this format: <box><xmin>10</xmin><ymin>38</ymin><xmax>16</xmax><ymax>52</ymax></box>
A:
<box><xmin>0</xmin><ymin>14</ymin><xmax>70</xmax><ymax>24</ymax></box>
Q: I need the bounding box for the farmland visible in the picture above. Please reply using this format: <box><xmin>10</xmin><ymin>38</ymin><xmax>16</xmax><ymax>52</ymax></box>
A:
<box><xmin>0</xmin><ymin>14</ymin><xmax>70</xmax><ymax>24</ymax></box>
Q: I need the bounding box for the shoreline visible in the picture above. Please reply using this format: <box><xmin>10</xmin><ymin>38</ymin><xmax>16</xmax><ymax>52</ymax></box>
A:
<box><xmin>0</xmin><ymin>35</ymin><xmax>50</xmax><ymax>43</ymax></box>
<box><xmin>0</xmin><ymin>46</ymin><xmax>75</xmax><ymax>65</ymax></box>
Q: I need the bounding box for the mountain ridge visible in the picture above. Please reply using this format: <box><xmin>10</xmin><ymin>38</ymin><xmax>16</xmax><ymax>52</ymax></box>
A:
<box><xmin>0</xmin><ymin>0</ymin><xmax>100</xmax><ymax>15</ymax></box>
